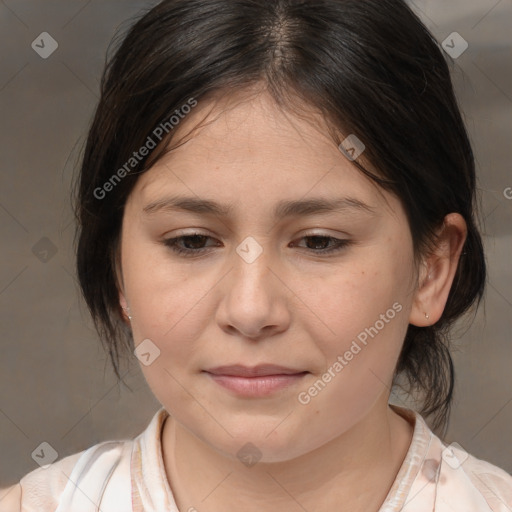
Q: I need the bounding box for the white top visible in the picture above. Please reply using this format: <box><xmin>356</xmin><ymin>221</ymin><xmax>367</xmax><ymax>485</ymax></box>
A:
<box><xmin>3</xmin><ymin>405</ymin><xmax>512</xmax><ymax>511</ymax></box>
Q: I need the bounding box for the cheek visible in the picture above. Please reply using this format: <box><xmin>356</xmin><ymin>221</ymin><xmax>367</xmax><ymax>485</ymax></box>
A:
<box><xmin>297</xmin><ymin>300</ymin><xmax>409</xmax><ymax>441</ymax></box>
<box><xmin>302</xmin><ymin>248</ymin><xmax>412</xmax><ymax>386</ymax></box>
<box><xmin>124</xmin><ymin>267</ymin><xmax>212</xmax><ymax>401</ymax></box>
<box><xmin>124</xmin><ymin>240</ymin><xmax>207</xmax><ymax>332</ymax></box>
<box><xmin>304</xmin><ymin>256</ymin><xmax>407</xmax><ymax>340</ymax></box>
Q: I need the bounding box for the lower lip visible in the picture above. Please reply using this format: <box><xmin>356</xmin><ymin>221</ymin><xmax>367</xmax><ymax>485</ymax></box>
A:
<box><xmin>205</xmin><ymin>372</ymin><xmax>308</xmax><ymax>397</ymax></box>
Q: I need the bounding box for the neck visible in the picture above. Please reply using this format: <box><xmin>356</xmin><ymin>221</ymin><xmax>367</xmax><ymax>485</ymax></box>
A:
<box><xmin>161</xmin><ymin>403</ymin><xmax>414</xmax><ymax>512</ymax></box>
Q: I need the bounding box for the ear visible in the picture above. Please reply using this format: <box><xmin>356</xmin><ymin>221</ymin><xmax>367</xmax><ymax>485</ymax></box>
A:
<box><xmin>114</xmin><ymin>251</ymin><xmax>131</xmax><ymax>324</ymax></box>
<box><xmin>118</xmin><ymin>286</ymin><xmax>132</xmax><ymax>325</ymax></box>
<box><xmin>409</xmin><ymin>213</ymin><xmax>467</xmax><ymax>327</ymax></box>
<box><xmin>119</xmin><ymin>289</ymin><xmax>129</xmax><ymax>312</ymax></box>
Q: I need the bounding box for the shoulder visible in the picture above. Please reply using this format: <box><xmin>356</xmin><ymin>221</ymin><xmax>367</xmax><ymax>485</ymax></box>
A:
<box><xmin>1</xmin><ymin>439</ymin><xmax>132</xmax><ymax>512</ymax></box>
<box><xmin>402</xmin><ymin>409</ymin><xmax>512</xmax><ymax>511</ymax></box>
<box><xmin>437</xmin><ymin>441</ymin><xmax>512</xmax><ymax>511</ymax></box>
<box><xmin>461</xmin><ymin>449</ymin><xmax>512</xmax><ymax>509</ymax></box>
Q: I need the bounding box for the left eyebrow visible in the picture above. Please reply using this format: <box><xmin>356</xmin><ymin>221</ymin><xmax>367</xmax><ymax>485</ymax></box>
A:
<box><xmin>142</xmin><ymin>194</ymin><xmax>377</xmax><ymax>218</ymax></box>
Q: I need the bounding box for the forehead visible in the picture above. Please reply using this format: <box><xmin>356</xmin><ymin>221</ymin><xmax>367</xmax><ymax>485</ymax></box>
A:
<box><xmin>127</xmin><ymin>89</ymin><xmax>396</xmax><ymax>218</ymax></box>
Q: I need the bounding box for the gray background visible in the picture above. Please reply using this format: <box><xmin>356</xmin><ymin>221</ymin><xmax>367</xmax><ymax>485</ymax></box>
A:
<box><xmin>0</xmin><ymin>0</ymin><xmax>511</xmax><ymax>489</ymax></box>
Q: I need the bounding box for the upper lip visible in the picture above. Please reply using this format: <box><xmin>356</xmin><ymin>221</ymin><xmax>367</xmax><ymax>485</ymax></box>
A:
<box><xmin>205</xmin><ymin>364</ymin><xmax>307</xmax><ymax>377</ymax></box>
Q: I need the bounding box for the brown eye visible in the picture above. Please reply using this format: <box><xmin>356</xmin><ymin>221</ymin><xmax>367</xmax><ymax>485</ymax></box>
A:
<box><xmin>163</xmin><ymin>233</ymin><xmax>351</xmax><ymax>258</ymax></box>
<box><xmin>164</xmin><ymin>234</ymin><xmax>219</xmax><ymax>256</ymax></box>
<box><xmin>294</xmin><ymin>235</ymin><xmax>351</xmax><ymax>254</ymax></box>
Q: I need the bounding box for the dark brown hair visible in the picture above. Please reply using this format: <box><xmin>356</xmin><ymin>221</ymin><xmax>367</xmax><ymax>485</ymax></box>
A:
<box><xmin>73</xmin><ymin>0</ymin><xmax>486</xmax><ymax>435</ymax></box>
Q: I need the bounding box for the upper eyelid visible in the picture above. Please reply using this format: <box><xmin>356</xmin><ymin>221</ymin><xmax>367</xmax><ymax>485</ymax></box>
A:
<box><xmin>162</xmin><ymin>230</ymin><xmax>355</xmax><ymax>261</ymax></box>
<box><xmin>168</xmin><ymin>229</ymin><xmax>349</xmax><ymax>239</ymax></box>
<box><xmin>165</xmin><ymin>232</ymin><xmax>351</xmax><ymax>248</ymax></box>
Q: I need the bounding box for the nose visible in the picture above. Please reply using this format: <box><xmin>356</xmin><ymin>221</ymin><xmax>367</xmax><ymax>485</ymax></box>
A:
<box><xmin>215</xmin><ymin>241</ymin><xmax>291</xmax><ymax>341</ymax></box>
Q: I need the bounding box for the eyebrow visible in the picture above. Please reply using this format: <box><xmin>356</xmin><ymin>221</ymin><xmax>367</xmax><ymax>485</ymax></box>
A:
<box><xmin>142</xmin><ymin>194</ymin><xmax>377</xmax><ymax>219</ymax></box>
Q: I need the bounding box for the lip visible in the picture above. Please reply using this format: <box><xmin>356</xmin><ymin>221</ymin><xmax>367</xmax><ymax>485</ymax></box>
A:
<box><xmin>203</xmin><ymin>365</ymin><xmax>309</xmax><ymax>397</ymax></box>
<box><xmin>205</xmin><ymin>364</ymin><xmax>306</xmax><ymax>377</ymax></box>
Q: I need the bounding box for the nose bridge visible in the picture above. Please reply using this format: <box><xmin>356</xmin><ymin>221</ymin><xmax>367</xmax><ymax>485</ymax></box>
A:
<box><xmin>230</xmin><ymin>235</ymin><xmax>274</xmax><ymax>296</ymax></box>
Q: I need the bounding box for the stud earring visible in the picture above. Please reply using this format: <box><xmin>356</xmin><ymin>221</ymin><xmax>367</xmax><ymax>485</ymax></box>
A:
<box><xmin>122</xmin><ymin>306</ymin><xmax>132</xmax><ymax>321</ymax></box>
<box><xmin>425</xmin><ymin>313</ymin><xmax>430</xmax><ymax>320</ymax></box>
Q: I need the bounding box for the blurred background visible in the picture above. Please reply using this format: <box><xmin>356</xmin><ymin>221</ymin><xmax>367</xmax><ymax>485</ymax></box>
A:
<box><xmin>0</xmin><ymin>0</ymin><xmax>511</xmax><ymax>489</ymax></box>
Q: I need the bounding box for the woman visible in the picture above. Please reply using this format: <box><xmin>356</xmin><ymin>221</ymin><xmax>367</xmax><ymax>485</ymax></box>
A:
<box><xmin>2</xmin><ymin>0</ymin><xmax>511</xmax><ymax>510</ymax></box>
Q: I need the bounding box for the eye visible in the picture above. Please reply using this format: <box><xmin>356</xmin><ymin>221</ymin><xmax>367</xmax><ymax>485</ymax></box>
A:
<box><xmin>163</xmin><ymin>233</ymin><xmax>219</xmax><ymax>256</ymax></box>
<box><xmin>162</xmin><ymin>233</ymin><xmax>352</xmax><ymax>257</ymax></box>
<box><xmin>293</xmin><ymin>234</ymin><xmax>351</xmax><ymax>254</ymax></box>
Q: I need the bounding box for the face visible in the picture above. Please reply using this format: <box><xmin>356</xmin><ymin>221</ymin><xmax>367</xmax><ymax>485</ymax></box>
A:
<box><xmin>118</xmin><ymin>89</ymin><xmax>419</xmax><ymax>463</ymax></box>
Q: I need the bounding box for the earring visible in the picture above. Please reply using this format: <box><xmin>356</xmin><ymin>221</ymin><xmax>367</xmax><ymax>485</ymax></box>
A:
<box><xmin>122</xmin><ymin>306</ymin><xmax>132</xmax><ymax>321</ymax></box>
<box><xmin>425</xmin><ymin>313</ymin><xmax>430</xmax><ymax>320</ymax></box>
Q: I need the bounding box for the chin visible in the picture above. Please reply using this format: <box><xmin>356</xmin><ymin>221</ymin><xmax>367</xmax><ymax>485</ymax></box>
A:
<box><xmin>201</xmin><ymin>420</ymin><xmax>312</xmax><ymax>464</ymax></box>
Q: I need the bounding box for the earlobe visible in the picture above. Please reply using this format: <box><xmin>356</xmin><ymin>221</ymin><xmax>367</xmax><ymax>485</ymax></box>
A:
<box><xmin>114</xmin><ymin>253</ymin><xmax>132</xmax><ymax>323</ymax></box>
<box><xmin>409</xmin><ymin>213</ymin><xmax>467</xmax><ymax>327</ymax></box>
<box><xmin>118</xmin><ymin>273</ymin><xmax>132</xmax><ymax>323</ymax></box>
<box><xmin>119</xmin><ymin>291</ymin><xmax>128</xmax><ymax>311</ymax></box>
<box><xmin>119</xmin><ymin>292</ymin><xmax>132</xmax><ymax>322</ymax></box>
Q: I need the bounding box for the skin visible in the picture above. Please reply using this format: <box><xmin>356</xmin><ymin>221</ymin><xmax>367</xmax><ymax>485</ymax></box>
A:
<box><xmin>117</xmin><ymin>86</ymin><xmax>467</xmax><ymax>512</ymax></box>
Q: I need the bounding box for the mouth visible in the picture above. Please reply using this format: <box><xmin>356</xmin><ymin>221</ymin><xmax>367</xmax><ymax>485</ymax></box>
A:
<box><xmin>204</xmin><ymin>364</ymin><xmax>307</xmax><ymax>377</ymax></box>
<box><xmin>203</xmin><ymin>364</ymin><xmax>309</xmax><ymax>397</ymax></box>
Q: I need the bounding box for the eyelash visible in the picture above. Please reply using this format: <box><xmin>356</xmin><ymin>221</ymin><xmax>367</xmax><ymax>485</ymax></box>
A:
<box><xmin>163</xmin><ymin>233</ymin><xmax>351</xmax><ymax>257</ymax></box>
